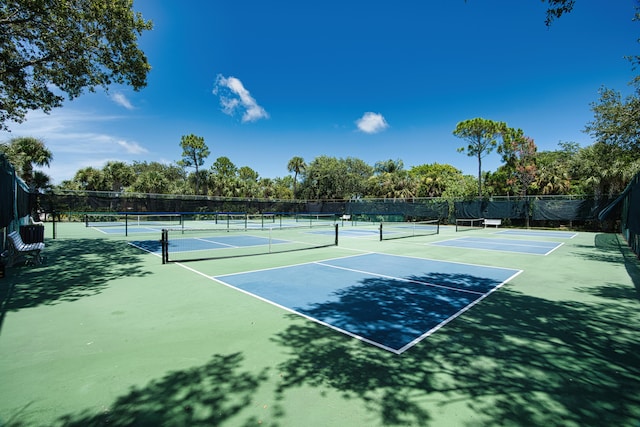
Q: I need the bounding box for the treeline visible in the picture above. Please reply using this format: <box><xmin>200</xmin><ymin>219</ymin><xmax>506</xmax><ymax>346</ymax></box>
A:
<box><xmin>3</xmin><ymin>83</ymin><xmax>639</xmax><ymax>201</ymax></box>
<box><xmin>50</xmin><ymin>84</ymin><xmax>640</xmax><ymax>200</ymax></box>
<box><xmin>52</xmin><ymin>140</ymin><xmax>638</xmax><ymax>201</ymax></box>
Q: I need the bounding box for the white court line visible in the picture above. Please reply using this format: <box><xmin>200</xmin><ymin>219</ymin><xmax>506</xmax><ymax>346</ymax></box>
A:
<box><xmin>313</xmin><ymin>261</ymin><xmax>485</xmax><ymax>296</ymax></box>
<box><xmin>170</xmin><ymin>251</ymin><xmax>524</xmax><ymax>354</ymax></box>
<box><xmin>453</xmin><ymin>237</ymin><xmax>560</xmax><ymax>249</ymax></box>
<box><xmin>430</xmin><ymin>237</ymin><xmax>563</xmax><ymax>256</ymax></box>
<box><xmin>396</xmin><ymin>269</ymin><xmax>523</xmax><ymax>353</ymax></box>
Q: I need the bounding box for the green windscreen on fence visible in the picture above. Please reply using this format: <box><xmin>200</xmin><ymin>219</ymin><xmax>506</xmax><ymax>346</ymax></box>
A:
<box><xmin>0</xmin><ymin>155</ymin><xmax>14</xmax><ymax>228</ymax></box>
<box><xmin>599</xmin><ymin>171</ymin><xmax>640</xmax><ymax>257</ymax></box>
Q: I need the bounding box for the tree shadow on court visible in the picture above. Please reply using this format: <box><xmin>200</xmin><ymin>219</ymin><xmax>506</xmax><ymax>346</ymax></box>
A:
<box><xmin>294</xmin><ymin>273</ymin><xmax>499</xmax><ymax>352</ymax></box>
<box><xmin>271</xmin><ymin>273</ymin><xmax>640</xmax><ymax>426</ymax></box>
<box><xmin>5</xmin><ymin>353</ymin><xmax>272</xmax><ymax>427</ymax></box>
<box><xmin>0</xmin><ymin>238</ymin><xmax>152</xmax><ymax>313</ymax></box>
<box><xmin>571</xmin><ymin>233</ymin><xmax>640</xmax><ymax>297</ymax></box>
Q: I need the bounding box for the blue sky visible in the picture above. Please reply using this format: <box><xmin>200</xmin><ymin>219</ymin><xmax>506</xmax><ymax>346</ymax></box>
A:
<box><xmin>2</xmin><ymin>0</ymin><xmax>638</xmax><ymax>184</ymax></box>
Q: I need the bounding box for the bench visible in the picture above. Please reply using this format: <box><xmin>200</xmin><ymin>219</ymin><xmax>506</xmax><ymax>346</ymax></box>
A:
<box><xmin>484</xmin><ymin>219</ymin><xmax>502</xmax><ymax>228</ymax></box>
<box><xmin>30</xmin><ymin>216</ymin><xmax>44</xmax><ymax>226</ymax></box>
<box><xmin>340</xmin><ymin>214</ymin><xmax>351</xmax><ymax>223</ymax></box>
<box><xmin>5</xmin><ymin>231</ymin><xmax>45</xmax><ymax>266</ymax></box>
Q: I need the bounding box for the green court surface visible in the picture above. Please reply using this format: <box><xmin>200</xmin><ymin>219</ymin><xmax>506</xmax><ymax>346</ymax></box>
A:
<box><xmin>1</xmin><ymin>222</ymin><xmax>639</xmax><ymax>426</ymax></box>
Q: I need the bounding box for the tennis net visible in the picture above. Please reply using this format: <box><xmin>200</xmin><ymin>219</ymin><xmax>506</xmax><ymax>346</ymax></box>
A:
<box><xmin>379</xmin><ymin>220</ymin><xmax>440</xmax><ymax>240</ymax></box>
<box><xmin>455</xmin><ymin>218</ymin><xmax>485</xmax><ymax>232</ymax></box>
<box><xmin>180</xmin><ymin>212</ymin><xmax>335</xmax><ymax>230</ymax></box>
<box><xmin>161</xmin><ymin>223</ymin><xmax>339</xmax><ymax>263</ymax></box>
<box><xmin>214</xmin><ymin>212</ymin><xmax>276</xmax><ymax>228</ymax></box>
<box><xmin>85</xmin><ymin>212</ymin><xmax>182</xmax><ymax>228</ymax></box>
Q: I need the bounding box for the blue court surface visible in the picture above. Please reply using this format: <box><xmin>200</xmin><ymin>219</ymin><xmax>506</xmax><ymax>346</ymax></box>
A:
<box><xmin>496</xmin><ymin>229</ymin><xmax>578</xmax><ymax>239</ymax></box>
<box><xmin>213</xmin><ymin>253</ymin><xmax>521</xmax><ymax>354</ymax></box>
<box><xmin>431</xmin><ymin>236</ymin><xmax>563</xmax><ymax>255</ymax></box>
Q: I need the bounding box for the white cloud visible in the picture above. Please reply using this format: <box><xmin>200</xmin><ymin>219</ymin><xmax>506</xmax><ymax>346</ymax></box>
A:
<box><xmin>116</xmin><ymin>139</ymin><xmax>148</xmax><ymax>154</ymax></box>
<box><xmin>0</xmin><ymin>109</ymin><xmax>149</xmax><ymax>183</ymax></box>
<box><xmin>213</xmin><ymin>75</ymin><xmax>269</xmax><ymax>122</ymax></box>
<box><xmin>356</xmin><ymin>112</ymin><xmax>389</xmax><ymax>134</ymax></box>
<box><xmin>111</xmin><ymin>92</ymin><xmax>135</xmax><ymax>110</ymax></box>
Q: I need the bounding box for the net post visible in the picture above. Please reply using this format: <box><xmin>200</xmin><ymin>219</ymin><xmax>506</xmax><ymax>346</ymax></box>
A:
<box><xmin>161</xmin><ymin>229</ymin><xmax>167</xmax><ymax>264</ymax></box>
<box><xmin>379</xmin><ymin>223</ymin><xmax>383</xmax><ymax>241</ymax></box>
<box><xmin>335</xmin><ymin>223</ymin><xmax>339</xmax><ymax>245</ymax></box>
<box><xmin>125</xmin><ymin>213</ymin><xmax>128</xmax><ymax>237</ymax></box>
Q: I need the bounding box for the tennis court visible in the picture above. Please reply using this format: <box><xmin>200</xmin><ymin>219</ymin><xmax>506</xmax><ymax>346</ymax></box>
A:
<box><xmin>496</xmin><ymin>229</ymin><xmax>578</xmax><ymax>239</ymax></box>
<box><xmin>214</xmin><ymin>252</ymin><xmax>521</xmax><ymax>353</ymax></box>
<box><xmin>130</xmin><ymin>234</ymin><xmax>289</xmax><ymax>256</ymax></box>
<box><xmin>431</xmin><ymin>236</ymin><xmax>564</xmax><ymax>255</ymax></box>
<box><xmin>87</xmin><ymin>212</ymin><xmax>341</xmax><ymax>236</ymax></box>
<box><xmin>1</xmin><ymin>220</ymin><xmax>639</xmax><ymax>426</ymax></box>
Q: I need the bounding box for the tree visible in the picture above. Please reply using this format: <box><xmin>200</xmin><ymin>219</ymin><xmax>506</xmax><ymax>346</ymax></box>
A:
<box><xmin>541</xmin><ymin>0</ymin><xmax>576</xmax><ymax>25</ymax></box>
<box><xmin>441</xmin><ymin>174</ymin><xmax>478</xmax><ymax>200</ymax></box>
<box><xmin>129</xmin><ymin>161</ymin><xmax>186</xmax><ymax>194</ymax></box>
<box><xmin>31</xmin><ymin>170</ymin><xmax>52</xmax><ymax>193</ymax></box>
<box><xmin>72</xmin><ymin>167</ymin><xmax>105</xmax><ymax>191</ymax></box>
<box><xmin>0</xmin><ymin>136</ymin><xmax>53</xmax><ymax>186</ymax></box>
<box><xmin>0</xmin><ymin>0</ymin><xmax>153</xmax><ymax>130</ymax></box>
<box><xmin>540</xmin><ymin>1</ymin><xmax>640</xmax><ymax>85</ymax></box>
<box><xmin>534</xmin><ymin>142</ymin><xmax>578</xmax><ymax>195</ymax></box>
<box><xmin>409</xmin><ymin>163</ymin><xmax>464</xmax><ymax>198</ymax></box>
<box><xmin>574</xmin><ymin>143</ymin><xmax>640</xmax><ymax>199</ymax></box>
<box><xmin>369</xmin><ymin>159</ymin><xmax>416</xmax><ymax>199</ymax></box>
<box><xmin>211</xmin><ymin>156</ymin><xmax>237</xmax><ymax>178</ymax></box>
<box><xmin>463</xmin><ymin>0</ymin><xmax>575</xmax><ymax>26</ymax></box>
<box><xmin>453</xmin><ymin>118</ymin><xmax>507</xmax><ymax>197</ymax></box>
<box><xmin>130</xmin><ymin>170</ymin><xmax>169</xmax><ymax>194</ymax></box>
<box><xmin>209</xmin><ymin>156</ymin><xmax>239</xmax><ymax>197</ymax></box>
<box><xmin>238</xmin><ymin>166</ymin><xmax>259</xmax><ymax>182</ymax></box>
<box><xmin>178</xmin><ymin>134</ymin><xmax>209</xmax><ymax>194</ymax></box>
<box><xmin>271</xmin><ymin>176</ymin><xmax>294</xmax><ymax>199</ymax></box>
<box><xmin>287</xmin><ymin>156</ymin><xmax>306</xmax><ymax>199</ymax></box>
<box><xmin>498</xmin><ymin>128</ymin><xmax>538</xmax><ymax>197</ymax></box>
<box><xmin>584</xmin><ymin>87</ymin><xmax>640</xmax><ymax>156</ymax></box>
<box><xmin>237</xmin><ymin>166</ymin><xmax>259</xmax><ymax>197</ymax></box>
<box><xmin>368</xmin><ymin>170</ymin><xmax>416</xmax><ymax>200</ymax></box>
<box><xmin>298</xmin><ymin>156</ymin><xmax>373</xmax><ymax>200</ymax></box>
<box><xmin>103</xmin><ymin>161</ymin><xmax>134</xmax><ymax>192</ymax></box>
<box><xmin>374</xmin><ymin>159</ymin><xmax>404</xmax><ymax>174</ymax></box>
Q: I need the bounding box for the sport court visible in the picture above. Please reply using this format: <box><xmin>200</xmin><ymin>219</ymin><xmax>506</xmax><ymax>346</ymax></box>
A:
<box><xmin>2</xmin><ymin>219</ymin><xmax>639</xmax><ymax>427</ymax></box>
<box><xmin>127</xmin><ymin>221</ymin><xmax>520</xmax><ymax>353</ymax></box>
<box><xmin>213</xmin><ymin>252</ymin><xmax>521</xmax><ymax>353</ymax></box>
<box><xmin>431</xmin><ymin>236</ymin><xmax>564</xmax><ymax>255</ymax></box>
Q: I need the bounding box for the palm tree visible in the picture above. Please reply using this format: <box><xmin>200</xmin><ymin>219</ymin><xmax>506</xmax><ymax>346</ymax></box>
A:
<box><xmin>103</xmin><ymin>161</ymin><xmax>134</xmax><ymax>192</ymax></box>
<box><xmin>287</xmin><ymin>156</ymin><xmax>306</xmax><ymax>199</ymax></box>
<box><xmin>32</xmin><ymin>171</ymin><xmax>52</xmax><ymax>192</ymax></box>
<box><xmin>1</xmin><ymin>137</ymin><xmax>53</xmax><ymax>187</ymax></box>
